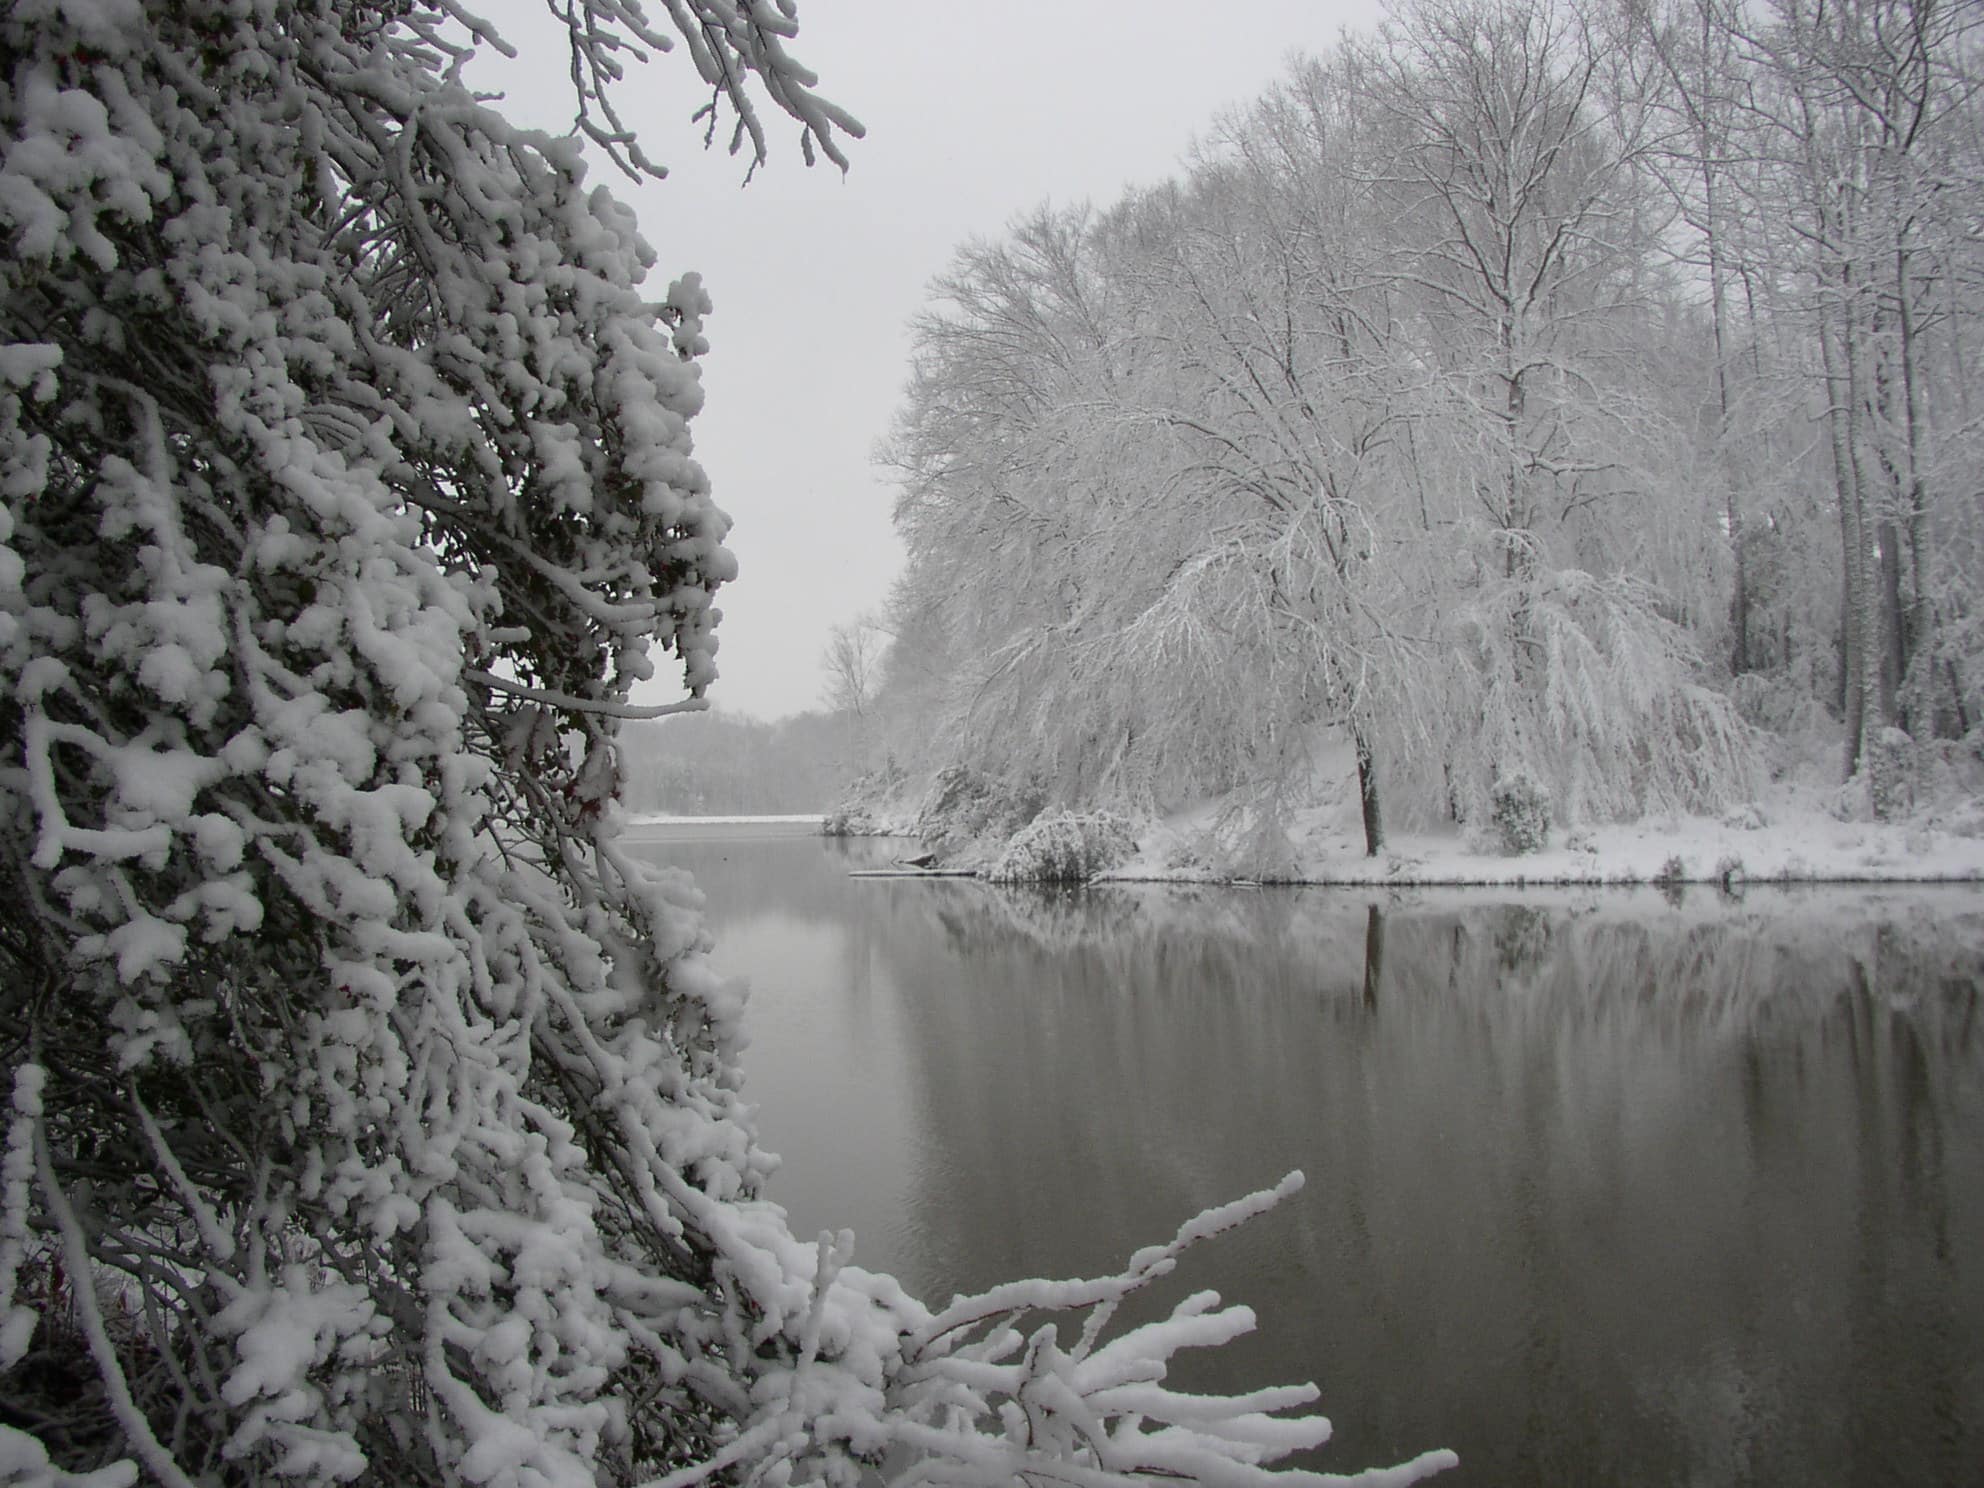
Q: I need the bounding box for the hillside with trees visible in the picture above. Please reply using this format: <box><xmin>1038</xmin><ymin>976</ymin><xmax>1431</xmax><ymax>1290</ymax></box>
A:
<box><xmin>859</xmin><ymin>0</ymin><xmax>1984</xmax><ymax>864</ymax></box>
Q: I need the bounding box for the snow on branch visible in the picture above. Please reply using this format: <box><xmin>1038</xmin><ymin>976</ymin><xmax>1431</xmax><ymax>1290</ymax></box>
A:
<box><xmin>0</xmin><ymin>5</ymin><xmax>1453</xmax><ymax>1487</ymax></box>
<box><xmin>0</xmin><ymin>11</ymin><xmax>1444</xmax><ymax>1485</ymax></box>
<box><xmin>529</xmin><ymin>0</ymin><xmax>864</xmax><ymax>177</ymax></box>
<box><xmin>696</xmin><ymin>1174</ymin><xmax>1459</xmax><ymax>1488</ymax></box>
<box><xmin>467</xmin><ymin>667</ymin><xmax>713</xmax><ymax>720</ymax></box>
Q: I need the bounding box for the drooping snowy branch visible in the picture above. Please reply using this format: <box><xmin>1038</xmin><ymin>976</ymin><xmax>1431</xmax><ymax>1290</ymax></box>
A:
<box><xmin>0</xmin><ymin>3</ymin><xmax>1446</xmax><ymax>1486</ymax></box>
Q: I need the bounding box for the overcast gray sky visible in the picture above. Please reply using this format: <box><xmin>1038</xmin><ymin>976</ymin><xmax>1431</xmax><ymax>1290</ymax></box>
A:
<box><xmin>477</xmin><ymin>0</ymin><xmax>1382</xmax><ymax>720</ymax></box>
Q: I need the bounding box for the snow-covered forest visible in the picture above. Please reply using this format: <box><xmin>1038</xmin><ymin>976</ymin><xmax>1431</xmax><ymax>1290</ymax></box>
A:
<box><xmin>868</xmin><ymin>0</ymin><xmax>1984</xmax><ymax>857</ymax></box>
<box><xmin>618</xmin><ymin>712</ymin><xmax>852</xmax><ymax>815</ymax></box>
<box><xmin>0</xmin><ymin>1</ymin><xmax>1459</xmax><ymax>1484</ymax></box>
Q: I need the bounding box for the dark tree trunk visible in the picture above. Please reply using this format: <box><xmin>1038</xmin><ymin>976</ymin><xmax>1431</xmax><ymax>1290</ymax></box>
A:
<box><xmin>1355</xmin><ymin>733</ymin><xmax>1384</xmax><ymax>857</ymax></box>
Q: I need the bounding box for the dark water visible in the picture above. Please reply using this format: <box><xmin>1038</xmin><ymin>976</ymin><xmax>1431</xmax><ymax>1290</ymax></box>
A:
<box><xmin>627</xmin><ymin>824</ymin><xmax>1984</xmax><ymax>1487</ymax></box>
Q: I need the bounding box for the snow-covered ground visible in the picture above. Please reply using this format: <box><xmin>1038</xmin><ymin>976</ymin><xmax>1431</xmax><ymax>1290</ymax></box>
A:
<box><xmin>828</xmin><ymin>755</ymin><xmax>1984</xmax><ymax>887</ymax></box>
<box><xmin>1117</xmin><ymin>779</ymin><xmax>1984</xmax><ymax>886</ymax></box>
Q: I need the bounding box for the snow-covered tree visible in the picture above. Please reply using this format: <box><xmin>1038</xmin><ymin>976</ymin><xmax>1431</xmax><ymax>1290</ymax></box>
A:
<box><xmin>0</xmin><ymin>2</ymin><xmax>1454</xmax><ymax>1485</ymax></box>
<box><xmin>1107</xmin><ymin>65</ymin><xmax>1427</xmax><ymax>853</ymax></box>
<box><xmin>885</xmin><ymin>204</ymin><xmax>1180</xmax><ymax>803</ymax></box>
<box><xmin>1343</xmin><ymin>0</ymin><xmax>1756</xmax><ymax>821</ymax></box>
<box><xmin>883</xmin><ymin>0</ymin><xmax>1765</xmax><ymax>841</ymax></box>
<box><xmin>821</xmin><ymin>615</ymin><xmax>887</xmax><ymax>772</ymax></box>
<box><xmin>1731</xmin><ymin>0</ymin><xmax>1984</xmax><ymax>768</ymax></box>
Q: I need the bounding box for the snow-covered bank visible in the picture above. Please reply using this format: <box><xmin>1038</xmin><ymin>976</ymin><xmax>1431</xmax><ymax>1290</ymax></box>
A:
<box><xmin>1114</xmin><ymin>783</ymin><xmax>1984</xmax><ymax>887</ymax></box>
<box><xmin>829</xmin><ymin>762</ymin><xmax>1984</xmax><ymax>887</ymax></box>
<box><xmin>824</xmin><ymin>766</ymin><xmax>1038</xmax><ymax>862</ymax></box>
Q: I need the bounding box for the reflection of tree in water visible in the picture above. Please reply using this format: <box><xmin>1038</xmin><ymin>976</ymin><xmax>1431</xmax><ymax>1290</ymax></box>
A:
<box><xmin>1490</xmin><ymin>904</ymin><xmax>1555</xmax><ymax>976</ymax></box>
<box><xmin>913</xmin><ymin>882</ymin><xmax>1984</xmax><ymax>1045</ymax></box>
<box><xmin>929</xmin><ymin>882</ymin><xmax>1321</xmax><ymax>963</ymax></box>
<box><xmin>861</xmin><ymin>883</ymin><xmax>1984</xmax><ymax>1487</ymax></box>
<box><xmin>624</xmin><ymin>832</ymin><xmax>908</xmax><ymax>924</ymax></box>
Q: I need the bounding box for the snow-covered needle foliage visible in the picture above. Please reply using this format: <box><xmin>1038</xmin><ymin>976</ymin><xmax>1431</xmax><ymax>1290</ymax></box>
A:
<box><xmin>0</xmin><ymin>2</ymin><xmax>1447</xmax><ymax>1485</ymax></box>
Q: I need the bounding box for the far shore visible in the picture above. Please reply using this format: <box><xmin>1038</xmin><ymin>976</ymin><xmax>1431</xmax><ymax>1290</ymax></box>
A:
<box><xmin>623</xmin><ymin>813</ymin><xmax>825</xmax><ymax>841</ymax></box>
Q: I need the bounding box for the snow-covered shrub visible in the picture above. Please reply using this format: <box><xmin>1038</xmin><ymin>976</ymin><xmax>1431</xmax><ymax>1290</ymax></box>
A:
<box><xmin>1723</xmin><ymin>801</ymin><xmax>1768</xmax><ymax>831</ymax></box>
<box><xmin>1829</xmin><ymin>771</ymin><xmax>1873</xmax><ymax>821</ymax></box>
<box><xmin>1230</xmin><ymin>797</ymin><xmax>1300</xmax><ymax>881</ymax></box>
<box><xmin>988</xmin><ymin>810</ymin><xmax>1139</xmax><ymax>883</ymax></box>
<box><xmin>1182</xmin><ymin>796</ymin><xmax>1301</xmax><ymax>881</ymax></box>
<box><xmin>1919</xmin><ymin>730</ymin><xmax>1984</xmax><ymax>805</ymax></box>
<box><xmin>1654</xmin><ymin>854</ymin><xmax>1689</xmax><ymax>885</ymax></box>
<box><xmin>0</xmin><ymin>2</ymin><xmax>808</xmax><ymax>1477</ymax></box>
<box><xmin>1490</xmin><ymin>769</ymin><xmax>1553</xmax><ymax>855</ymax></box>
<box><xmin>0</xmin><ymin>4</ymin><xmax>1451</xmax><ymax>1485</ymax></box>
<box><xmin>1938</xmin><ymin>797</ymin><xmax>1984</xmax><ymax>839</ymax></box>
<box><xmin>913</xmin><ymin>765</ymin><xmax>1047</xmax><ymax>858</ymax></box>
<box><xmin>823</xmin><ymin>759</ymin><xmax>924</xmax><ymax>838</ymax></box>
<box><xmin>821</xmin><ymin>804</ymin><xmax>878</xmax><ymax>835</ymax></box>
<box><xmin>1867</xmin><ymin>727</ymin><xmax>1916</xmax><ymax>821</ymax></box>
<box><xmin>1159</xmin><ymin>831</ymin><xmax>1215</xmax><ymax>875</ymax></box>
<box><xmin>1714</xmin><ymin>854</ymin><xmax>1746</xmax><ymax>892</ymax></box>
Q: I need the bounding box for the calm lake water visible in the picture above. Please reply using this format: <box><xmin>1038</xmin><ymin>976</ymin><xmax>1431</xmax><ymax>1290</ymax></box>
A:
<box><xmin>626</xmin><ymin>823</ymin><xmax>1984</xmax><ymax>1487</ymax></box>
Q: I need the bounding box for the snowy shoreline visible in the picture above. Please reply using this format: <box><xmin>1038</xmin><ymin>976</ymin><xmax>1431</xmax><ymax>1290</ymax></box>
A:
<box><xmin>1100</xmin><ymin>865</ymin><xmax>1984</xmax><ymax>888</ymax></box>
<box><xmin>1105</xmin><ymin>798</ymin><xmax>1984</xmax><ymax>888</ymax></box>
<box><xmin>822</xmin><ymin>776</ymin><xmax>1984</xmax><ymax>889</ymax></box>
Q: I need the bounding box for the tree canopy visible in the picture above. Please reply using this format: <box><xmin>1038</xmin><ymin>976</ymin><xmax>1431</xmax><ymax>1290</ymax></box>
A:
<box><xmin>0</xmin><ymin>2</ymin><xmax>1451</xmax><ymax>1485</ymax></box>
<box><xmin>877</xmin><ymin>0</ymin><xmax>1984</xmax><ymax>852</ymax></box>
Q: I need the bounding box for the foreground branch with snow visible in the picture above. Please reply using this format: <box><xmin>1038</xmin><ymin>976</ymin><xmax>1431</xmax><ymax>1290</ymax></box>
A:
<box><xmin>0</xmin><ymin>2</ymin><xmax>1447</xmax><ymax>1483</ymax></box>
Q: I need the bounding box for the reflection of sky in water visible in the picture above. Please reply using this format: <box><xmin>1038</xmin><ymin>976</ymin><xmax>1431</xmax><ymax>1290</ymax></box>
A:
<box><xmin>699</xmin><ymin>907</ymin><xmax>919</xmax><ymax>1269</ymax></box>
<box><xmin>627</xmin><ymin>829</ymin><xmax>1984</xmax><ymax>1487</ymax></box>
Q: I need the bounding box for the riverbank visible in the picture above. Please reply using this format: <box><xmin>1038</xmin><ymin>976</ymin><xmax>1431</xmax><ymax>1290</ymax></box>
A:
<box><xmin>825</xmin><ymin>768</ymin><xmax>1984</xmax><ymax>887</ymax></box>
<box><xmin>1114</xmin><ymin>783</ymin><xmax>1984</xmax><ymax>887</ymax></box>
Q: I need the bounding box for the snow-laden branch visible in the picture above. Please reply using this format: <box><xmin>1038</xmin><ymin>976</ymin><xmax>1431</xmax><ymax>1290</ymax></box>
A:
<box><xmin>466</xmin><ymin>669</ymin><xmax>712</xmax><ymax>720</ymax></box>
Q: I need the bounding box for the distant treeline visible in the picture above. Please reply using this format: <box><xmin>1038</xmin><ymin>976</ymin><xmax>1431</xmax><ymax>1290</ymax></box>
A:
<box><xmin>619</xmin><ymin>710</ymin><xmax>853</xmax><ymax>815</ymax></box>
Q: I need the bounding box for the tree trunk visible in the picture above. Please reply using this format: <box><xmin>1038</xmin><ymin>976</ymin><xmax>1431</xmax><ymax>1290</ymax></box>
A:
<box><xmin>1894</xmin><ymin>241</ymin><xmax>1934</xmax><ymax>732</ymax></box>
<box><xmin>1704</xmin><ymin>145</ymin><xmax>1749</xmax><ymax>675</ymax></box>
<box><xmin>1843</xmin><ymin>296</ymin><xmax>1891</xmax><ymax>749</ymax></box>
<box><xmin>1868</xmin><ymin>308</ymin><xmax>1913</xmax><ymax>732</ymax></box>
<box><xmin>1355</xmin><ymin>731</ymin><xmax>1384</xmax><ymax>858</ymax></box>
<box><xmin>1819</xmin><ymin>298</ymin><xmax>1868</xmax><ymax>777</ymax></box>
<box><xmin>1877</xmin><ymin>516</ymin><xmax>1906</xmax><ymax>728</ymax></box>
